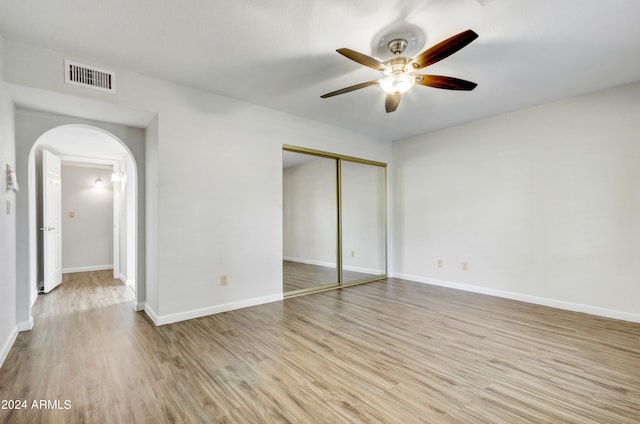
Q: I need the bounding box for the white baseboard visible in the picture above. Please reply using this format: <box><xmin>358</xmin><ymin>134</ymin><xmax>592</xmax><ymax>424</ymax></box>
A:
<box><xmin>31</xmin><ymin>289</ymin><xmax>38</xmax><ymax>306</ymax></box>
<box><xmin>392</xmin><ymin>273</ymin><xmax>640</xmax><ymax>324</ymax></box>
<box><xmin>145</xmin><ymin>293</ymin><xmax>284</xmax><ymax>326</ymax></box>
<box><xmin>284</xmin><ymin>257</ymin><xmax>383</xmax><ymax>275</ymax></box>
<box><xmin>17</xmin><ymin>317</ymin><xmax>33</xmax><ymax>332</ymax></box>
<box><xmin>118</xmin><ymin>274</ymin><xmax>136</xmax><ymax>291</ymax></box>
<box><xmin>0</xmin><ymin>326</ymin><xmax>18</xmax><ymax>368</ymax></box>
<box><xmin>343</xmin><ymin>264</ymin><xmax>385</xmax><ymax>275</ymax></box>
<box><xmin>62</xmin><ymin>265</ymin><xmax>114</xmax><ymax>274</ymax></box>
<box><xmin>283</xmin><ymin>256</ymin><xmax>335</xmax><ymax>268</ymax></box>
<box><xmin>134</xmin><ymin>302</ymin><xmax>145</xmax><ymax>312</ymax></box>
<box><xmin>144</xmin><ymin>304</ymin><xmax>160</xmax><ymax>325</ymax></box>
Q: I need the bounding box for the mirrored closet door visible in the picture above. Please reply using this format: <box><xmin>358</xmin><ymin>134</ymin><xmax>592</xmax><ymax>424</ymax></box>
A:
<box><xmin>341</xmin><ymin>160</ymin><xmax>386</xmax><ymax>285</ymax></box>
<box><xmin>282</xmin><ymin>146</ymin><xmax>387</xmax><ymax>297</ymax></box>
<box><xmin>282</xmin><ymin>150</ymin><xmax>339</xmax><ymax>295</ymax></box>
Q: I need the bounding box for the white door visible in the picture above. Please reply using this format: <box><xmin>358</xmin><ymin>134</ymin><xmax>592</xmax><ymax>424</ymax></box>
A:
<box><xmin>42</xmin><ymin>150</ymin><xmax>62</xmax><ymax>293</ymax></box>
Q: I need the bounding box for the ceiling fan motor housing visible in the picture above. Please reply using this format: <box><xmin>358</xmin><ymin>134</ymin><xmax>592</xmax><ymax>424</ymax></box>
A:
<box><xmin>388</xmin><ymin>38</ymin><xmax>408</xmax><ymax>55</ymax></box>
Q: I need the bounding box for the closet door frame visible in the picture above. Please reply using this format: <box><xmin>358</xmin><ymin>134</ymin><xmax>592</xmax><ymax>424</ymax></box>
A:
<box><xmin>283</xmin><ymin>145</ymin><xmax>387</xmax><ymax>298</ymax></box>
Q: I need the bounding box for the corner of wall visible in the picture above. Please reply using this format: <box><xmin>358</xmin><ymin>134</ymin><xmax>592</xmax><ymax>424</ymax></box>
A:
<box><xmin>143</xmin><ymin>303</ymin><xmax>159</xmax><ymax>325</ymax></box>
<box><xmin>144</xmin><ymin>115</ymin><xmax>159</xmax><ymax>313</ymax></box>
<box><xmin>0</xmin><ymin>30</ymin><xmax>20</xmax><ymax>368</ymax></box>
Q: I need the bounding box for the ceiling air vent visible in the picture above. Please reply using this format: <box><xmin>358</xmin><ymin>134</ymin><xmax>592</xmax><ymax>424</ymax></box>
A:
<box><xmin>64</xmin><ymin>60</ymin><xmax>116</xmax><ymax>93</ymax></box>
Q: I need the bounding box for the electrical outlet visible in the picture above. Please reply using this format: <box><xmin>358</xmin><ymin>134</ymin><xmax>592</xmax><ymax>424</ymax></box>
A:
<box><xmin>351</xmin><ymin>250</ymin><xmax>355</xmax><ymax>257</ymax></box>
<box><xmin>220</xmin><ymin>275</ymin><xmax>228</xmax><ymax>286</ymax></box>
<box><xmin>437</xmin><ymin>259</ymin><xmax>443</xmax><ymax>268</ymax></box>
<box><xmin>69</xmin><ymin>211</ymin><xmax>75</xmax><ymax>218</ymax></box>
<box><xmin>462</xmin><ymin>262</ymin><xmax>468</xmax><ymax>271</ymax></box>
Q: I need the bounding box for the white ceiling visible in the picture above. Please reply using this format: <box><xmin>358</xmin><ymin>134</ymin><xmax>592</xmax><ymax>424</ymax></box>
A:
<box><xmin>1</xmin><ymin>0</ymin><xmax>640</xmax><ymax>140</ymax></box>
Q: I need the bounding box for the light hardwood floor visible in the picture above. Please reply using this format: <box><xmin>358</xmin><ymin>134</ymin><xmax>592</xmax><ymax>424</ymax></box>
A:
<box><xmin>1</xmin><ymin>271</ymin><xmax>639</xmax><ymax>423</ymax></box>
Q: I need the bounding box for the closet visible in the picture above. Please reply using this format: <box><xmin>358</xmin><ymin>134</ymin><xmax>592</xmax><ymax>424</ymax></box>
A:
<box><xmin>282</xmin><ymin>146</ymin><xmax>386</xmax><ymax>296</ymax></box>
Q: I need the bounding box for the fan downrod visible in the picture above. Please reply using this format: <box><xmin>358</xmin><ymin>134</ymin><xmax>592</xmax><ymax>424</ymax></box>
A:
<box><xmin>388</xmin><ymin>39</ymin><xmax>408</xmax><ymax>56</ymax></box>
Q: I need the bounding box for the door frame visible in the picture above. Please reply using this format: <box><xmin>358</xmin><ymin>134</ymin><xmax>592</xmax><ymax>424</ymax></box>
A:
<box><xmin>57</xmin><ymin>154</ymin><xmax>122</xmax><ymax>282</ymax></box>
<box><xmin>24</xmin><ymin>125</ymin><xmax>141</xmax><ymax>324</ymax></box>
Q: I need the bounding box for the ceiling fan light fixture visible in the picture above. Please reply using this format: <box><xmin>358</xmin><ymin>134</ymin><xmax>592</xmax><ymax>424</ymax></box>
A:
<box><xmin>380</xmin><ymin>73</ymin><xmax>415</xmax><ymax>95</ymax></box>
<box><xmin>320</xmin><ymin>29</ymin><xmax>478</xmax><ymax>112</ymax></box>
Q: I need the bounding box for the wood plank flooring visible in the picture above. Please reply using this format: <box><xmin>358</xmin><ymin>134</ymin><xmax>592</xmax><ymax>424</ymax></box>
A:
<box><xmin>1</xmin><ymin>271</ymin><xmax>640</xmax><ymax>423</ymax></box>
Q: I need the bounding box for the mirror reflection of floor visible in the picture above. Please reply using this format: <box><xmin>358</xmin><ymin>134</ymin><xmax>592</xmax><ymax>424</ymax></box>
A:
<box><xmin>282</xmin><ymin>260</ymin><xmax>376</xmax><ymax>293</ymax></box>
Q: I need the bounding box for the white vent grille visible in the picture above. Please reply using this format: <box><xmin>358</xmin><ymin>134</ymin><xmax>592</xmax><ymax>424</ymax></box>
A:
<box><xmin>64</xmin><ymin>60</ymin><xmax>116</xmax><ymax>93</ymax></box>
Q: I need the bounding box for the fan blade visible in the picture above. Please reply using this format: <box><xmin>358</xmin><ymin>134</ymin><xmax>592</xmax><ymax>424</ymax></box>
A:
<box><xmin>385</xmin><ymin>94</ymin><xmax>401</xmax><ymax>113</ymax></box>
<box><xmin>407</xmin><ymin>29</ymin><xmax>478</xmax><ymax>71</ymax></box>
<box><xmin>414</xmin><ymin>75</ymin><xmax>477</xmax><ymax>91</ymax></box>
<box><xmin>337</xmin><ymin>48</ymin><xmax>389</xmax><ymax>72</ymax></box>
<box><xmin>320</xmin><ymin>80</ymin><xmax>379</xmax><ymax>98</ymax></box>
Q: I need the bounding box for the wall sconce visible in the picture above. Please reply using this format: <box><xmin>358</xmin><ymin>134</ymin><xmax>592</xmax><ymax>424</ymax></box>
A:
<box><xmin>6</xmin><ymin>164</ymin><xmax>20</xmax><ymax>192</ymax></box>
<box><xmin>95</xmin><ymin>177</ymin><xmax>105</xmax><ymax>188</ymax></box>
<box><xmin>110</xmin><ymin>167</ymin><xmax>122</xmax><ymax>182</ymax></box>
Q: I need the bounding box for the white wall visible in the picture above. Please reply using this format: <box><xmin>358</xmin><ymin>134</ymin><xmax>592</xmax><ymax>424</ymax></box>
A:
<box><xmin>4</xmin><ymin>40</ymin><xmax>392</xmax><ymax>324</ymax></box>
<box><xmin>0</xmin><ymin>33</ymin><xmax>18</xmax><ymax>367</ymax></box>
<box><xmin>392</xmin><ymin>82</ymin><xmax>640</xmax><ymax>321</ymax></box>
<box><xmin>61</xmin><ymin>165</ymin><xmax>113</xmax><ymax>272</ymax></box>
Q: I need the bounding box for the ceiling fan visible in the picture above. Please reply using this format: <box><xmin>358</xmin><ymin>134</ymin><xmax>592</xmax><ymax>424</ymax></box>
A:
<box><xmin>321</xmin><ymin>29</ymin><xmax>479</xmax><ymax>113</ymax></box>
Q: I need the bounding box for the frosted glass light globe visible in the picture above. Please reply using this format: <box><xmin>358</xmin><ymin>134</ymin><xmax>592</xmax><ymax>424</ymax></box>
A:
<box><xmin>380</xmin><ymin>74</ymin><xmax>415</xmax><ymax>94</ymax></box>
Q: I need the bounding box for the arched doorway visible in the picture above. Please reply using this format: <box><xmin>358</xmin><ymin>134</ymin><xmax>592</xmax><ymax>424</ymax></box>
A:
<box><xmin>25</xmin><ymin>124</ymin><xmax>140</xmax><ymax>322</ymax></box>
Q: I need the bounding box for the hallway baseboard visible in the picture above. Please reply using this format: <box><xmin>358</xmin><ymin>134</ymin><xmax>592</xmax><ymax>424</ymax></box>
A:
<box><xmin>17</xmin><ymin>317</ymin><xmax>33</xmax><ymax>332</ymax></box>
<box><xmin>0</xmin><ymin>326</ymin><xmax>18</xmax><ymax>369</ymax></box>
<box><xmin>62</xmin><ymin>265</ymin><xmax>114</xmax><ymax>274</ymax></box>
